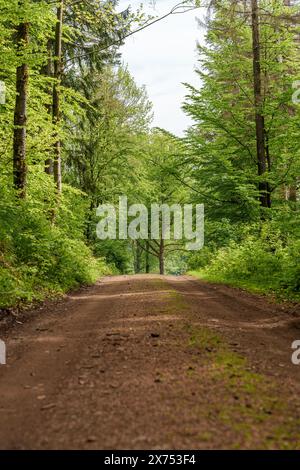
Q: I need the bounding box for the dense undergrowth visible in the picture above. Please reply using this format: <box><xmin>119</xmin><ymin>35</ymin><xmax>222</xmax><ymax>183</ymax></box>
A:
<box><xmin>188</xmin><ymin>215</ymin><xmax>300</xmax><ymax>302</ymax></box>
<box><xmin>0</xmin><ymin>193</ymin><xmax>111</xmax><ymax>309</ymax></box>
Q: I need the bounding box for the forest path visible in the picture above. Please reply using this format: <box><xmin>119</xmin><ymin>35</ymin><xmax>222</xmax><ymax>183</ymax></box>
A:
<box><xmin>0</xmin><ymin>275</ymin><xmax>300</xmax><ymax>449</ymax></box>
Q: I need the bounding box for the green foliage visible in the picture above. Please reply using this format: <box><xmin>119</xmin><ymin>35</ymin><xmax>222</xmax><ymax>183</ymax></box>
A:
<box><xmin>0</xmin><ymin>0</ymin><xmax>151</xmax><ymax>307</ymax></box>
<box><xmin>189</xmin><ymin>220</ymin><xmax>300</xmax><ymax>301</ymax></box>
<box><xmin>183</xmin><ymin>0</ymin><xmax>300</xmax><ymax>221</ymax></box>
<box><xmin>0</xmin><ymin>196</ymin><xmax>110</xmax><ymax>308</ymax></box>
<box><xmin>183</xmin><ymin>1</ymin><xmax>299</xmax><ymax>300</ymax></box>
<box><xmin>0</xmin><ymin>0</ymin><xmax>299</xmax><ymax>305</ymax></box>
<box><xmin>93</xmin><ymin>239</ymin><xmax>134</xmax><ymax>274</ymax></box>
<box><xmin>65</xmin><ymin>65</ymin><xmax>153</xmax><ymax>209</ymax></box>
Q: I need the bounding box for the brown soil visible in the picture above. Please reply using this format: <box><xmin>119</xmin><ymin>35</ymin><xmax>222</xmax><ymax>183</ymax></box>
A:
<box><xmin>0</xmin><ymin>274</ymin><xmax>300</xmax><ymax>450</ymax></box>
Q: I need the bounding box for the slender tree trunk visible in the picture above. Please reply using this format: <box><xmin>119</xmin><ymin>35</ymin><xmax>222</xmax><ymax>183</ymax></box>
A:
<box><xmin>85</xmin><ymin>199</ymin><xmax>95</xmax><ymax>241</ymax></box>
<box><xmin>134</xmin><ymin>241</ymin><xmax>142</xmax><ymax>274</ymax></box>
<box><xmin>264</xmin><ymin>131</ymin><xmax>272</xmax><ymax>207</ymax></box>
<box><xmin>52</xmin><ymin>1</ymin><xmax>63</xmax><ymax>193</ymax></box>
<box><xmin>145</xmin><ymin>241</ymin><xmax>150</xmax><ymax>273</ymax></box>
<box><xmin>288</xmin><ymin>186</ymin><xmax>297</xmax><ymax>202</ymax></box>
<box><xmin>251</xmin><ymin>0</ymin><xmax>271</xmax><ymax>209</ymax></box>
<box><xmin>13</xmin><ymin>20</ymin><xmax>29</xmax><ymax>198</ymax></box>
<box><xmin>159</xmin><ymin>238</ymin><xmax>164</xmax><ymax>275</ymax></box>
<box><xmin>282</xmin><ymin>0</ymin><xmax>297</xmax><ymax>204</ymax></box>
<box><xmin>42</xmin><ymin>39</ymin><xmax>54</xmax><ymax>175</ymax></box>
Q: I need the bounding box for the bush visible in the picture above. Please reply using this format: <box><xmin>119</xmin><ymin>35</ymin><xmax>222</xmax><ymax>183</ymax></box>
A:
<box><xmin>0</xmin><ymin>198</ymin><xmax>110</xmax><ymax>308</ymax></box>
<box><xmin>188</xmin><ymin>221</ymin><xmax>300</xmax><ymax>301</ymax></box>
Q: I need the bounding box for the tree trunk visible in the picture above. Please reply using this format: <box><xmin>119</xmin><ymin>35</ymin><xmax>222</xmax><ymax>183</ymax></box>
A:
<box><xmin>264</xmin><ymin>131</ymin><xmax>272</xmax><ymax>207</ymax></box>
<box><xmin>159</xmin><ymin>238</ymin><xmax>164</xmax><ymax>275</ymax></box>
<box><xmin>52</xmin><ymin>1</ymin><xmax>63</xmax><ymax>193</ymax></box>
<box><xmin>42</xmin><ymin>39</ymin><xmax>54</xmax><ymax>175</ymax></box>
<box><xmin>288</xmin><ymin>186</ymin><xmax>297</xmax><ymax>202</ymax></box>
<box><xmin>13</xmin><ymin>20</ymin><xmax>29</xmax><ymax>198</ymax></box>
<box><xmin>85</xmin><ymin>199</ymin><xmax>96</xmax><ymax>241</ymax></box>
<box><xmin>251</xmin><ymin>0</ymin><xmax>271</xmax><ymax>209</ymax></box>
<box><xmin>134</xmin><ymin>241</ymin><xmax>142</xmax><ymax>274</ymax></box>
<box><xmin>145</xmin><ymin>241</ymin><xmax>150</xmax><ymax>273</ymax></box>
<box><xmin>282</xmin><ymin>0</ymin><xmax>297</xmax><ymax>204</ymax></box>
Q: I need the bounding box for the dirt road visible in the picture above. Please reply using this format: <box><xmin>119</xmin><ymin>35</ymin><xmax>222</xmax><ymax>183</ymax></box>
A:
<box><xmin>0</xmin><ymin>275</ymin><xmax>300</xmax><ymax>449</ymax></box>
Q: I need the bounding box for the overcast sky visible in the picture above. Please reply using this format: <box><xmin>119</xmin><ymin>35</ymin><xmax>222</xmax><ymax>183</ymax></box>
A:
<box><xmin>118</xmin><ymin>0</ymin><xmax>205</xmax><ymax>136</ymax></box>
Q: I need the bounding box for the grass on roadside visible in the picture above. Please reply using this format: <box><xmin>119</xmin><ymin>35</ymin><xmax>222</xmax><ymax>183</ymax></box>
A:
<box><xmin>186</xmin><ymin>325</ymin><xmax>300</xmax><ymax>449</ymax></box>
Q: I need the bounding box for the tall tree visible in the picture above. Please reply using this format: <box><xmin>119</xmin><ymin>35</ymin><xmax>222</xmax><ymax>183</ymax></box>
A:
<box><xmin>43</xmin><ymin>38</ymin><xmax>54</xmax><ymax>176</ymax></box>
<box><xmin>184</xmin><ymin>0</ymin><xmax>300</xmax><ymax>223</ymax></box>
<box><xmin>251</xmin><ymin>0</ymin><xmax>270</xmax><ymax>208</ymax></box>
<box><xmin>13</xmin><ymin>3</ymin><xmax>29</xmax><ymax>198</ymax></box>
<box><xmin>132</xmin><ymin>130</ymin><xmax>188</xmax><ymax>275</ymax></box>
<box><xmin>52</xmin><ymin>0</ymin><xmax>64</xmax><ymax>194</ymax></box>
<box><xmin>65</xmin><ymin>65</ymin><xmax>153</xmax><ymax>241</ymax></box>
